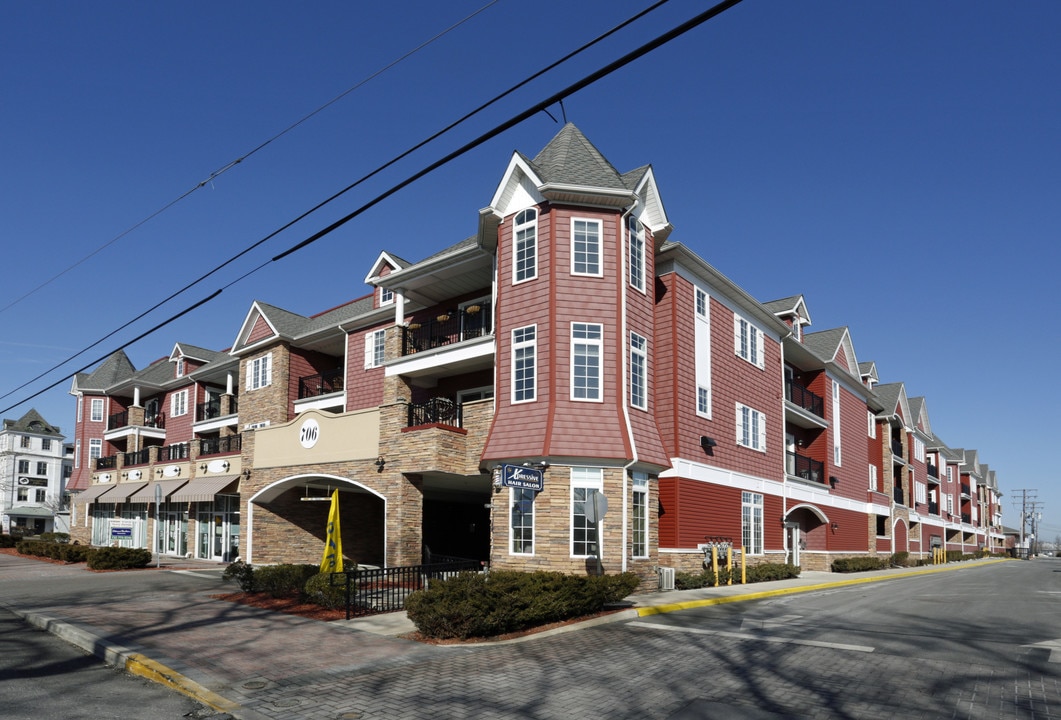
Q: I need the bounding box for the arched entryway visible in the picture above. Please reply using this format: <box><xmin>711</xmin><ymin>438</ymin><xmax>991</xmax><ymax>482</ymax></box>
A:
<box><xmin>892</xmin><ymin>518</ymin><xmax>909</xmax><ymax>555</ymax></box>
<box><xmin>246</xmin><ymin>474</ymin><xmax>386</xmax><ymax>567</ymax></box>
<box><xmin>783</xmin><ymin>504</ymin><xmax>829</xmax><ymax>568</ymax></box>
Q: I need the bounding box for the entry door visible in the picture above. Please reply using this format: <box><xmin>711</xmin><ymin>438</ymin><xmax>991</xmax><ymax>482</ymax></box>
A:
<box><xmin>788</xmin><ymin>525</ymin><xmax>801</xmax><ymax>567</ymax></box>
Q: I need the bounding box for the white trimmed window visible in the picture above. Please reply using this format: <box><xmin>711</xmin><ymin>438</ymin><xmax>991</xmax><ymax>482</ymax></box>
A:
<box><xmin>734</xmin><ymin>315</ymin><xmax>765</xmax><ymax>369</ymax></box>
<box><xmin>379</xmin><ymin>286</ymin><xmax>394</xmax><ymax>305</ymax></box>
<box><xmin>869</xmin><ymin>463</ymin><xmax>878</xmax><ymax>491</ymax></box>
<box><xmin>171</xmin><ymin>390</ymin><xmax>188</xmax><ymax>417</ymax></box>
<box><xmin>17</xmin><ymin>488</ymin><xmax>28</xmax><ymax>502</ymax></box>
<box><xmin>632</xmin><ymin>472</ymin><xmax>648</xmax><ymax>558</ymax></box>
<box><xmin>571</xmin><ymin>219</ymin><xmax>601</xmax><ymax>276</ymax></box>
<box><xmin>512</xmin><ymin>325</ymin><xmax>536</xmax><ymax>403</ymax></box>
<box><xmin>248</xmin><ymin>353</ymin><xmax>273</xmax><ymax>389</ymax></box>
<box><xmin>868</xmin><ymin>409</ymin><xmax>876</xmax><ymax>438</ymax></box>
<box><xmin>571</xmin><ymin>323</ymin><xmax>602</xmax><ymax>401</ymax></box>
<box><xmin>742</xmin><ymin>491</ymin><xmax>764</xmax><ymax>555</ymax></box>
<box><xmin>75</xmin><ymin>440</ymin><xmax>81</xmax><ymax>469</ymax></box>
<box><xmin>90</xmin><ymin>398</ymin><xmax>104</xmax><ymax>423</ymax></box>
<box><xmin>832</xmin><ymin>380</ymin><xmax>842</xmax><ymax>466</ymax></box>
<box><xmin>514</xmin><ymin>208</ymin><xmax>537</xmax><ymax>283</ymax></box>
<box><xmin>89</xmin><ymin>438</ymin><xmax>102</xmax><ymax>462</ymax></box>
<box><xmin>630</xmin><ymin>332</ymin><xmax>647</xmax><ymax>410</ymax></box>
<box><xmin>628</xmin><ymin>217</ymin><xmax>645</xmax><ymax>292</ymax></box>
<box><xmin>36</xmin><ymin>461</ymin><xmax>47</xmax><ymax>476</ymax></box>
<box><xmin>176</xmin><ymin>357</ymin><xmax>185</xmax><ymax>377</ymax></box>
<box><xmin>364</xmin><ymin>330</ymin><xmax>385</xmax><ymax>369</ymax></box>
<box><xmin>913</xmin><ymin>437</ymin><xmax>925</xmax><ymax>462</ymax></box>
<box><xmin>510</xmin><ymin>487</ymin><xmax>535</xmax><ymax>555</ymax></box>
<box><xmin>695</xmin><ymin>287</ymin><xmax>711</xmax><ymax>418</ymax></box>
<box><xmin>736</xmin><ymin>403</ymin><xmax>767</xmax><ymax>452</ymax></box>
<box><xmin>571</xmin><ymin>467</ymin><xmax>604</xmax><ymax>557</ymax></box>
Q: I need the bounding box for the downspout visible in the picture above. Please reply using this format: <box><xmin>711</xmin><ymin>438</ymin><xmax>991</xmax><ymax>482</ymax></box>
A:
<box><xmin>619</xmin><ymin>199</ymin><xmax>639</xmax><ymax>573</ymax></box>
<box><xmin>779</xmin><ymin>331</ymin><xmax>793</xmax><ymax>560</ymax></box>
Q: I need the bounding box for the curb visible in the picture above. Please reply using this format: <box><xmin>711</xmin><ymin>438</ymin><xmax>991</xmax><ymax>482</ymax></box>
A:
<box><xmin>0</xmin><ymin>601</ymin><xmax>245</xmax><ymax>718</ymax></box>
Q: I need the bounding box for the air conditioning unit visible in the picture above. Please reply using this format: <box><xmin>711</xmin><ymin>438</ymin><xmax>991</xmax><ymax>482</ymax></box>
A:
<box><xmin>658</xmin><ymin>566</ymin><xmax>675</xmax><ymax>591</ymax></box>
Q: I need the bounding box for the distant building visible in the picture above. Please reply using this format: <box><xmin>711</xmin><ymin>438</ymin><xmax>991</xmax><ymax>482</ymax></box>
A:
<box><xmin>0</xmin><ymin>409</ymin><xmax>68</xmax><ymax>535</ymax></box>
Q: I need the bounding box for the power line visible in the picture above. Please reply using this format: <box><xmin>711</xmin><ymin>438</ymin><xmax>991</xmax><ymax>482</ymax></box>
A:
<box><xmin>0</xmin><ymin>0</ymin><xmax>500</xmax><ymax>319</ymax></box>
<box><xmin>0</xmin><ymin>0</ymin><xmax>743</xmax><ymax>416</ymax></box>
<box><xmin>0</xmin><ymin>0</ymin><xmax>677</xmax><ymax>409</ymax></box>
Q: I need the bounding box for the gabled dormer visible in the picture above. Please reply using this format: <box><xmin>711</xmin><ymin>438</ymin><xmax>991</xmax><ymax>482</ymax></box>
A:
<box><xmin>231</xmin><ymin>301</ymin><xmax>310</xmax><ymax>356</ymax></box>
<box><xmin>764</xmin><ymin>294</ymin><xmax>811</xmax><ymax>342</ymax></box>
<box><xmin>364</xmin><ymin>251</ymin><xmax>411</xmax><ymax>311</ymax></box>
<box><xmin>859</xmin><ymin>361</ymin><xmax>878</xmax><ymax>389</ymax></box>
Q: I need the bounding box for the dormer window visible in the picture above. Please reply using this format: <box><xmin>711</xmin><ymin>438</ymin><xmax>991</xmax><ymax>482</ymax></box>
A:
<box><xmin>176</xmin><ymin>357</ymin><xmax>185</xmax><ymax>377</ymax></box>
<box><xmin>792</xmin><ymin>321</ymin><xmax>802</xmax><ymax>342</ymax></box>
<box><xmin>379</xmin><ymin>287</ymin><xmax>394</xmax><ymax>306</ymax></box>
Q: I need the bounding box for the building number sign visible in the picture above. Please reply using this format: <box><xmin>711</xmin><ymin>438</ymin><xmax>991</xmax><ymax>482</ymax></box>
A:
<box><xmin>299</xmin><ymin>418</ymin><xmax>320</xmax><ymax>449</ymax></box>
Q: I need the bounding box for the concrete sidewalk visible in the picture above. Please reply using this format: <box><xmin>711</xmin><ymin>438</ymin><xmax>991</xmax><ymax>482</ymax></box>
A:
<box><xmin>0</xmin><ymin>553</ymin><xmax>1009</xmax><ymax>719</ymax></box>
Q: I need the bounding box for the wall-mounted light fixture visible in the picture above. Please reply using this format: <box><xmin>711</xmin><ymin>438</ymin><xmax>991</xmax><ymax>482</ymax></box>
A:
<box><xmin>831</xmin><ymin>522</ymin><xmax>840</xmax><ymax>531</ymax></box>
<box><xmin>199</xmin><ymin>463</ymin><xmax>208</xmax><ymax>473</ymax></box>
<box><xmin>375</xmin><ymin>455</ymin><xmax>386</xmax><ymax>473</ymax></box>
<box><xmin>242</xmin><ymin>469</ymin><xmax>251</xmax><ymax>479</ymax></box>
<box><xmin>700</xmin><ymin>436</ymin><xmax>717</xmax><ymax>454</ymax></box>
<box><xmin>829</xmin><ymin>476</ymin><xmax>839</xmax><ymax>489</ymax></box>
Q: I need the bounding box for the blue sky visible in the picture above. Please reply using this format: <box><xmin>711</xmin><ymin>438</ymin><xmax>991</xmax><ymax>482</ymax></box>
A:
<box><xmin>1</xmin><ymin>1</ymin><xmax>1057</xmax><ymax>538</ymax></box>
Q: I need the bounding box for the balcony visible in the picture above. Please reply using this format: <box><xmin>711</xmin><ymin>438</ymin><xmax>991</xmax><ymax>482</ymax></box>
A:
<box><xmin>199</xmin><ymin>434</ymin><xmax>242</xmax><ymax>457</ymax></box>
<box><xmin>298</xmin><ymin>368</ymin><xmax>345</xmax><ymax>400</ymax></box>
<box><xmin>144</xmin><ymin>412</ymin><xmax>165</xmax><ymax>429</ymax></box>
<box><xmin>160</xmin><ymin>443</ymin><xmax>190</xmax><ymax>462</ymax></box>
<box><xmin>891</xmin><ymin>439</ymin><xmax>904</xmax><ymax>458</ymax></box>
<box><xmin>786</xmin><ymin>451</ymin><xmax>825</xmax><ymax>485</ymax></box>
<box><xmin>123</xmin><ymin>448</ymin><xmax>151</xmax><ymax>467</ymax></box>
<box><xmin>407</xmin><ymin>397</ymin><xmax>460</xmax><ymax>428</ymax></box>
<box><xmin>960</xmin><ymin>483</ymin><xmax>971</xmax><ymax>497</ymax></box>
<box><xmin>928</xmin><ymin>500</ymin><xmax>939</xmax><ymax>515</ymax></box>
<box><xmin>785</xmin><ymin>381</ymin><xmax>823</xmax><ymax>418</ymax></box>
<box><xmin>893</xmin><ymin>486</ymin><xmax>905</xmax><ymax>505</ymax></box>
<box><xmin>96</xmin><ymin>455</ymin><xmax>117</xmax><ymax>470</ymax></box>
<box><xmin>197</xmin><ymin>399</ymin><xmax>223</xmax><ymax>422</ymax></box>
<box><xmin>927</xmin><ymin>463</ymin><xmax>939</xmax><ymax>479</ymax></box>
<box><xmin>961</xmin><ymin>512</ymin><xmax>971</xmax><ymax>524</ymax></box>
<box><xmin>402</xmin><ymin>303</ymin><xmax>492</xmax><ymax>356</ymax></box>
<box><xmin>107</xmin><ymin>411</ymin><xmax>128</xmax><ymax>430</ymax></box>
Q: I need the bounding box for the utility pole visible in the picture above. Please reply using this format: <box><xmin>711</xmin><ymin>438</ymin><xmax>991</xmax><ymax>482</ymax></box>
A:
<box><xmin>1012</xmin><ymin>489</ymin><xmax>1039</xmax><ymax>558</ymax></box>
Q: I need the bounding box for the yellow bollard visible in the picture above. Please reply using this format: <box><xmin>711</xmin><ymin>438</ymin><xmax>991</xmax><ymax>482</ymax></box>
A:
<box><xmin>726</xmin><ymin>546</ymin><xmax>733</xmax><ymax>585</ymax></box>
<box><xmin>741</xmin><ymin>546</ymin><xmax>747</xmax><ymax>584</ymax></box>
<box><xmin>711</xmin><ymin>546</ymin><xmax>719</xmax><ymax>586</ymax></box>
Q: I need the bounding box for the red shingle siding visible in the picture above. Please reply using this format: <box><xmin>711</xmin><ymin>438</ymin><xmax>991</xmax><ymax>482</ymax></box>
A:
<box><xmin>344</xmin><ymin>328</ymin><xmax>386</xmax><ymax>411</ymax></box>
<box><xmin>247</xmin><ymin>315</ymin><xmax>274</xmax><ymax>345</ymax></box>
<box><xmin>831</xmin><ymin>380</ymin><xmax>870</xmax><ymax>501</ymax></box>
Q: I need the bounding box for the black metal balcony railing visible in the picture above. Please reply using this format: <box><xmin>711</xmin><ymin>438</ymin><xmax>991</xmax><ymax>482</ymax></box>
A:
<box><xmin>961</xmin><ymin>512</ymin><xmax>972</xmax><ymax>524</ymax></box>
<box><xmin>197</xmin><ymin>399</ymin><xmax>222</xmax><ymax>422</ymax></box>
<box><xmin>298</xmin><ymin>368</ymin><xmax>345</xmax><ymax>400</ymax></box>
<box><xmin>144</xmin><ymin>412</ymin><xmax>165</xmax><ymax>429</ymax></box>
<box><xmin>894</xmin><ymin>486</ymin><xmax>905</xmax><ymax>505</ymax></box>
<box><xmin>199</xmin><ymin>434</ymin><xmax>242</xmax><ymax>457</ymax></box>
<box><xmin>784</xmin><ymin>381</ymin><xmax>824</xmax><ymax>417</ymax></box>
<box><xmin>407</xmin><ymin>397</ymin><xmax>461</xmax><ymax>428</ymax></box>
<box><xmin>95</xmin><ymin>455</ymin><xmax>117</xmax><ymax>470</ymax></box>
<box><xmin>123</xmin><ymin>448</ymin><xmax>151</xmax><ymax>467</ymax></box>
<box><xmin>107</xmin><ymin>411</ymin><xmax>128</xmax><ymax>430</ymax></box>
<box><xmin>786</xmin><ymin>451</ymin><xmax>825</xmax><ymax>484</ymax></box>
<box><xmin>960</xmin><ymin>483</ymin><xmax>971</xmax><ymax>496</ymax></box>
<box><xmin>891</xmin><ymin>439</ymin><xmax>904</xmax><ymax>457</ymax></box>
<box><xmin>929</xmin><ymin>500</ymin><xmax>939</xmax><ymax>515</ymax></box>
<box><xmin>160</xmin><ymin>443</ymin><xmax>190</xmax><ymax>462</ymax></box>
<box><xmin>927</xmin><ymin>462</ymin><xmax>939</xmax><ymax>479</ymax></box>
<box><xmin>402</xmin><ymin>303</ymin><xmax>492</xmax><ymax>356</ymax></box>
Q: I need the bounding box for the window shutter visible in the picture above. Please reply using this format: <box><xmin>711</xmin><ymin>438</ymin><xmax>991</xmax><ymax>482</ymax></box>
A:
<box><xmin>264</xmin><ymin>353</ymin><xmax>272</xmax><ymax>386</ymax></box>
<box><xmin>755</xmin><ymin>328</ymin><xmax>765</xmax><ymax>369</ymax></box>
<box><xmin>758</xmin><ymin>411</ymin><xmax>767</xmax><ymax>451</ymax></box>
<box><xmin>246</xmin><ymin>360</ymin><xmax>253</xmax><ymax>391</ymax></box>
<box><xmin>364</xmin><ymin>334</ymin><xmax>374</xmax><ymax>369</ymax></box>
<box><xmin>733</xmin><ymin>315</ymin><xmax>742</xmax><ymax>357</ymax></box>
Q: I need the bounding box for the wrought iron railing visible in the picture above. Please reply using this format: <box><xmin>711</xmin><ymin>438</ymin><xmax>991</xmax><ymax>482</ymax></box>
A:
<box><xmin>160</xmin><ymin>443</ymin><xmax>190</xmax><ymax>462</ymax></box>
<box><xmin>331</xmin><ymin>558</ymin><xmax>482</xmax><ymax>619</ymax></box>
<box><xmin>199</xmin><ymin>434</ymin><xmax>242</xmax><ymax>457</ymax></box>
<box><xmin>894</xmin><ymin>486</ymin><xmax>905</xmax><ymax>505</ymax></box>
<box><xmin>961</xmin><ymin>512</ymin><xmax>971</xmax><ymax>524</ymax></box>
<box><xmin>402</xmin><ymin>302</ymin><xmax>492</xmax><ymax>355</ymax></box>
<box><xmin>107</xmin><ymin>411</ymin><xmax>128</xmax><ymax>430</ymax></box>
<box><xmin>298</xmin><ymin>368</ymin><xmax>345</xmax><ymax>399</ymax></box>
<box><xmin>784</xmin><ymin>382</ymin><xmax>824</xmax><ymax>417</ymax></box>
<box><xmin>197</xmin><ymin>399</ymin><xmax>222</xmax><ymax>422</ymax></box>
<box><xmin>891</xmin><ymin>439</ymin><xmax>904</xmax><ymax>457</ymax></box>
<box><xmin>786</xmin><ymin>451</ymin><xmax>825</xmax><ymax>484</ymax></box>
<box><xmin>123</xmin><ymin>448</ymin><xmax>151</xmax><ymax>466</ymax></box>
<box><xmin>144</xmin><ymin>412</ymin><xmax>165</xmax><ymax>429</ymax></box>
<box><xmin>96</xmin><ymin>455</ymin><xmax>117</xmax><ymax>470</ymax></box>
<box><xmin>929</xmin><ymin>501</ymin><xmax>939</xmax><ymax>515</ymax></box>
<box><xmin>927</xmin><ymin>463</ymin><xmax>939</xmax><ymax>479</ymax></box>
<box><xmin>407</xmin><ymin>397</ymin><xmax>461</xmax><ymax>428</ymax></box>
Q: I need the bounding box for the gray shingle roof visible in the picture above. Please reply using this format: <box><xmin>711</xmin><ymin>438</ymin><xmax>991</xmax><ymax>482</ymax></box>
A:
<box><xmin>3</xmin><ymin>408</ymin><xmax>63</xmax><ymax>436</ymax></box>
<box><xmin>874</xmin><ymin>383</ymin><xmax>903</xmax><ymax>416</ymax></box>
<box><xmin>762</xmin><ymin>295</ymin><xmax>803</xmax><ymax>315</ymax></box>
<box><xmin>802</xmin><ymin>327</ymin><xmax>846</xmax><ymax>363</ymax></box>
<box><xmin>526</xmin><ymin>124</ymin><xmax>627</xmax><ymax>189</ymax></box>
<box><xmin>77</xmin><ymin>350</ymin><xmax>136</xmax><ymax>391</ymax></box>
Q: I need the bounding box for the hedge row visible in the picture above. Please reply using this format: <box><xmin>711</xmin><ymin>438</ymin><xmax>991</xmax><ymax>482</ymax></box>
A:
<box><xmin>404</xmin><ymin>570</ymin><xmax>640</xmax><ymax>640</ymax></box>
<box><xmin>15</xmin><ymin>539</ymin><xmax>153</xmax><ymax>569</ymax></box>
<box><xmin>675</xmin><ymin>562</ymin><xmax>801</xmax><ymax>590</ymax></box>
<box><xmin>222</xmin><ymin>560</ymin><xmax>344</xmax><ymax>607</ymax></box>
<box><xmin>831</xmin><ymin>550</ymin><xmax>992</xmax><ymax>573</ymax></box>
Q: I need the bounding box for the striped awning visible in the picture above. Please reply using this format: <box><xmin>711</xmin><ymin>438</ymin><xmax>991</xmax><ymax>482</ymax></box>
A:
<box><xmin>74</xmin><ymin>483</ymin><xmax>117</xmax><ymax>504</ymax></box>
<box><xmin>103</xmin><ymin>482</ymin><xmax>147</xmax><ymax>503</ymax></box>
<box><xmin>170</xmin><ymin>475</ymin><xmax>240</xmax><ymax>503</ymax></box>
<box><xmin>128</xmin><ymin>479</ymin><xmax>188</xmax><ymax>503</ymax></box>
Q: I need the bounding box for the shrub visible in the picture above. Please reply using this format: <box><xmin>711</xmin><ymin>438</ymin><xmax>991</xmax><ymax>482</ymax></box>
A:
<box><xmin>39</xmin><ymin>532</ymin><xmax>70</xmax><ymax>544</ymax></box>
<box><xmin>255</xmin><ymin>564</ymin><xmax>319</xmax><ymax>598</ymax></box>
<box><xmin>745</xmin><ymin>563</ymin><xmax>800</xmax><ymax>582</ymax></box>
<box><xmin>831</xmin><ymin>556</ymin><xmax>887</xmax><ymax>573</ymax></box>
<box><xmin>405</xmin><ymin>570</ymin><xmax>640</xmax><ymax>640</ymax></box>
<box><xmin>889</xmin><ymin>551</ymin><xmax>911</xmax><ymax>567</ymax></box>
<box><xmin>303</xmin><ymin>572</ymin><xmax>347</xmax><ymax>609</ymax></box>
<box><xmin>87</xmin><ymin>546</ymin><xmax>152</xmax><ymax>570</ymax></box>
<box><xmin>0</xmin><ymin>534</ymin><xmax>17</xmax><ymax>548</ymax></box>
<box><xmin>223</xmin><ymin>560</ymin><xmax>258</xmax><ymax>592</ymax></box>
<box><xmin>676</xmin><ymin>562</ymin><xmax>798</xmax><ymax>589</ymax></box>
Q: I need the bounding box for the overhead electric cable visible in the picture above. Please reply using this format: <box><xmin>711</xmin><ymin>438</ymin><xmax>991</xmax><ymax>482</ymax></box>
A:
<box><xmin>0</xmin><ymin>0</ymin><xmax>500</xmax><ymax>318</ymax></box>
<box><xmin>0</xmin><ymin>0</ymin><xmax>675</xmax><ymax>407</ymax></box>
<box><xmin>0</xmin><ymin>0</ymin><xmax>743</xmax><ymax>415</ymax></box>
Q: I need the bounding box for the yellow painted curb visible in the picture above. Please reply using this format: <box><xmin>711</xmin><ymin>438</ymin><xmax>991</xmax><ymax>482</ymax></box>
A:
<box><xmin>125</xmin><ymin>653</ymin><xmax>242</xmax><ymax>715</ymax></box>
<box><xmin>635</xmin><ymin>558</ymin><xmax>1009</xmax><ymax>617</ymax></box>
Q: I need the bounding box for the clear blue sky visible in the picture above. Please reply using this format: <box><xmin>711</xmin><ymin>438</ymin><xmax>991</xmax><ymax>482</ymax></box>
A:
<box><xmin>2</xmin><ymin>1</ymin><xmax>1057</xmax><ymax>537</ymax></box>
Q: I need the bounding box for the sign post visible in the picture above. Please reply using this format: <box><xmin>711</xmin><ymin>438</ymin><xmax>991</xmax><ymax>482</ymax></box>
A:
<box><xmin>583</xmin><ymin>490</ymin><xmax>608</xmax><ymax>576</ymax></box>
<box><xmin>155</xmin><ymin>483</ymin><xmax>162</xmax><ymax>568</ymax></box>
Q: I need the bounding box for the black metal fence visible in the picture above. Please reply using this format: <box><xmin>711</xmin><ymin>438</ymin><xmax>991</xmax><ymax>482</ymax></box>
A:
<box><xmin>332</xmin><ymin>557</ymin><xmax>482</xmax><ymax>619</ymax></box>
<box><xmin>407</xmin><ymin>397</ymin><xmax>461</xmax><ymax>427</ymax></box>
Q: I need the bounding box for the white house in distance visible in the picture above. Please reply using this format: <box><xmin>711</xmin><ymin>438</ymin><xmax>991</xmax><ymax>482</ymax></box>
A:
<box><xmin>0</xmin><ymin>409</ymin><xmax>69</xmax><ymax>535</ymax></box>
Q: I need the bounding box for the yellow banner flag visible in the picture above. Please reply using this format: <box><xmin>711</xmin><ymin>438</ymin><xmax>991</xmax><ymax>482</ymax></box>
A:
<box><xmin>320</xmin><ymin>489</ymin><xmax>343</xmax><ymax>573</ymax></box>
